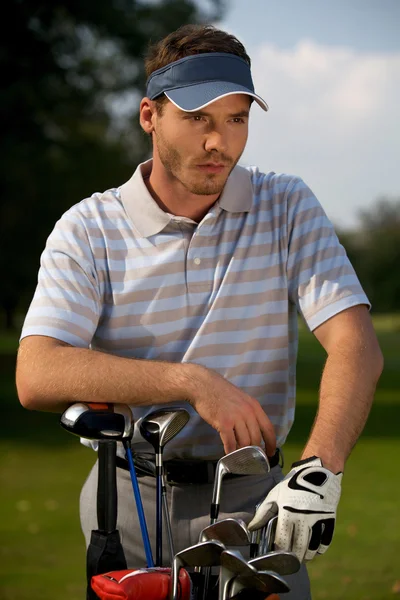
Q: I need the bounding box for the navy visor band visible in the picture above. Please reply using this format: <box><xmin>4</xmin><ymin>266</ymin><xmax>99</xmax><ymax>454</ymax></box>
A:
<box><xmin>146</xmin><ymin>52</ymin><xmax>268</xmax><ymax>112</ymax></box>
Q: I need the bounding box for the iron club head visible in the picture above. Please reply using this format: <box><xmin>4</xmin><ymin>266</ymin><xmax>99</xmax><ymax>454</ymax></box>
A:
<box><xmin>210</xmin><ymin>446</ymin><xmax>270</xmax><ymax>523</ymax></box>
<box><xmin>170</xmin><ymin>540</ymin><xmax>225</xmax><ymax>600</ymax></box>
<box><xmin>249</xmin><ymin>550</ymin><xmax>301</xmax><ymax>576</ymax></box>
<box><xmin>229</xmin><ymin>569</ymin><xmax>290</xmax><ymax>598</ymax></box>
<box><xmin>199</xmin><ymin>518</ymin><xmax>251</xmax><ymax>546</ymax></box>
<box><xmin>219</xmin><ymin>549</ymin><xmax>259</xmax><ymax>600</ymax></box>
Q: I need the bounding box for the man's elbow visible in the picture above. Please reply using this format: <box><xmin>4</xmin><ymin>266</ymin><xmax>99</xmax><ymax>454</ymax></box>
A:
<box><xmin>16</xmin><ymin>346</ymin><xmax>51</xmax><ymax>411</ymax></box>
<box><xmin>16</xmin><ymin>336</ymin><xmax>67</xmax><ymax>411</ymax></box>
<box><xmin>16</xmin><ymin>366</ymin><xmax>43</xmax><ymax>410</ymax></box>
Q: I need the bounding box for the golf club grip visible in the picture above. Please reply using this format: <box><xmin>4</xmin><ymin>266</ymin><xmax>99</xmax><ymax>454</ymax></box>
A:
<box><xmin>97</xmin><ymin>441</ymin><xmax>117</xmax><ymax>532</ymax></box>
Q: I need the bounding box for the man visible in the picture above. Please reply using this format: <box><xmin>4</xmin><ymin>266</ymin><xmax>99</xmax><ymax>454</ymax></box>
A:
<box><xmin>16</xmin><ymin>24</ymin><xmax>383</xmax><ymax>599</ymax></box>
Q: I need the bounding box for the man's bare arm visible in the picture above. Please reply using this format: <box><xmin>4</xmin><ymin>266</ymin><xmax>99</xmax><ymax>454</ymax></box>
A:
<box><xmin>16</xmin><ymin>335</ymin><xmax>276</xmax><ymax>455</ymax></box>
<box><xmin>16</xmin><ymin>336</ymin><xmax>191</xmax><ymax>412</ymax></box>
<box><xmin>301</xmin><ymin>305</ymin><xmax>384</xmax><ymax>473</ymax></box>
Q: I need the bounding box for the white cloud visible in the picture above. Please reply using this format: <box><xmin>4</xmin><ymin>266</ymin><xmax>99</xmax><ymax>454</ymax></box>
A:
<box><xmin>242</xmin><ymin>40</ymin><xmax>400</xmax><ymax>227</ymax></box>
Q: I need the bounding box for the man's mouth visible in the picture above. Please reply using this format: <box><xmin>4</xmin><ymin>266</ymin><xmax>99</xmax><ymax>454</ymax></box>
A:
<box><xmin>196</xmin><ymin>163</ymin><xmax>227</xmax><ymax>173</ymax></box>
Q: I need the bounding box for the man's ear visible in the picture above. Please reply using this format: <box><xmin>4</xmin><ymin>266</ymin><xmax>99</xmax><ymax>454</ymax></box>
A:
<box><xmin>139</xmin><ymin>97</ymin><xmax>156</xmax><ymax>135</ymax></box>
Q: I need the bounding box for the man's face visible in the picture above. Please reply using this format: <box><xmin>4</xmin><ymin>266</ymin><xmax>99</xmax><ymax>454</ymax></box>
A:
<box><xmin>152</xmin><ymin>94</ymin><xmax>250</xmax><ymax>196</ymax></box>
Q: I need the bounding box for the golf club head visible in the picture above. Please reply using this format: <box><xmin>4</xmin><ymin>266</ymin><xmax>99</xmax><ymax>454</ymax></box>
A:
<box><xmin>219</xmin><ymin>550</ymin><xmax>258</xmax><ymax>600</ymax></box>
<box><xmin>60</xmin><ymin>402</ymin><xmax>134</xmax><ymax>440</ymax></box>
<box><xmin>175</xmin><ymin>539</ymin><xmax>226</xmax><ymax>568</ymax></box>
<box><xmin>249</xmin><ymin>550</ymin><xmax>301</xmax><ymax>575</ymax></box>
<box><xmin>220</xmin><ymin>549</ymin><xmax>257</xmax><ymax>577</ymax></box>
<box><xmin>199</xmin><ymin>518</ymin><xmax>251</xmax><ymax>546</ymax></box>
<box><xmin>211</xmin><ymin>447</ymin><xmax>270</xmax><ymax>521</ymax></box>
<box><xmin>170</xmin><ymin>540</ymin><xmax>225</xmax><ymax>600</ymax></box>
<box><xmin>229</xmin><ymin>569</ymin><xmax>290</xmax><ymax>597</ymax></box>
<box><xmin>140</xmin><ymin>408</ymin><xmax>189</xmax><ymax>569</ymax></box>
<box><xmin>139</xmin><ymin>408</ymin><xmax>190</xmax><ymax>454</ymax></box>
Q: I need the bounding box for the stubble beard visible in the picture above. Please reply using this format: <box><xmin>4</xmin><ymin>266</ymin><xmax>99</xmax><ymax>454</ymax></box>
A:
<box><xmin>155</xmin><ymin>130</ymin><xmax>237</xmax><ymax>196</ymax></box>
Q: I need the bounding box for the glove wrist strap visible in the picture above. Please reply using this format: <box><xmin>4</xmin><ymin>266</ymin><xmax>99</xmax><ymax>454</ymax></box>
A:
<box><xmin>291</xmin><ymin>455</ymin><xmax>320</xmax><ymax>469</ymax></box>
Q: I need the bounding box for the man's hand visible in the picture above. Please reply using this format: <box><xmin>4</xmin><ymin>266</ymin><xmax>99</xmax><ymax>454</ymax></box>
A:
<box><xmin>248</xmin><ymin>457</ymin><xmax>342</xmax><ymax>562</ymax></box>
<box><xmin>184</xmin><ymin>364</ymin><xmax>276</xmax><ymax>456</ymax></box>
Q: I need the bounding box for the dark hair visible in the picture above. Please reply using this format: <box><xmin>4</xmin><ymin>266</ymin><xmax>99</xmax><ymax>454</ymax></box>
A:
<box><xmin>145</xmin><ymin>24</ymin><xmax>251</xmax><ymax>113</ymax></box>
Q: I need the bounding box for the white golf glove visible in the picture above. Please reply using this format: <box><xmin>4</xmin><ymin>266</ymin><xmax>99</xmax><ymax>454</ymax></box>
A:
<box><xmin>248</xmin><ymin>456</ymin><xmax>342</xmax><ymax>562</ymax></box>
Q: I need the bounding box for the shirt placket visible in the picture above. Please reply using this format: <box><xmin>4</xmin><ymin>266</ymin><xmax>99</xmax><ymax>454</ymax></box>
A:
<box><xmin>186</xmin><ymin>212</ymin><xmax>216</xmax><ymax>297</ymax></box>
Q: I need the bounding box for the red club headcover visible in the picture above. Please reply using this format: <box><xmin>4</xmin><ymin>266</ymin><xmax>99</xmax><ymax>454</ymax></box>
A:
<box><xmin>91</xmin><ymin>566</ymin><xmax>191</xmax><ymax>600</ymax></box>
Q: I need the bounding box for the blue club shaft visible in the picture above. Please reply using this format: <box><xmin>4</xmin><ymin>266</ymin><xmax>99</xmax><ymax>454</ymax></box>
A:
<box><xmin>125</xmin><ymin>445</ymin><xmax>154</xmax><ymax>567</ymax></box>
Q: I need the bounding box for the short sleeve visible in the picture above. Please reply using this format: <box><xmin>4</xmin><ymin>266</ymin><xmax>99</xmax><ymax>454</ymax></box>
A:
<box><xmin>20</xmin><ymin>208</ymin><xmax>101</xmax><ymax>347</ymax></box>
<box><xmin>286</xmin><ymin>178</ymin><xmax>370</xmax><ymax>331</ymax></box>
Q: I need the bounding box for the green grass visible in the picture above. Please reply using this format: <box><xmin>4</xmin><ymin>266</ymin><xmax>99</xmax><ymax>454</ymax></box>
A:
<box><xmin>1</xmin><ymin>316</ymin><xmax>399</xmax><ymax>599</ymax></box>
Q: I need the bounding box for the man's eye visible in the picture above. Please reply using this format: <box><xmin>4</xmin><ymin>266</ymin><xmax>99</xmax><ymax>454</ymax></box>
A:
<box><xmin>231</xmin><ymin>118</ymin><xmax>245</xmax><ymax>123</ymax></box>
<box><xmin>191</xmin><ymin>115</ymin><xmax>205</xmax><ymax>121</ymax></box>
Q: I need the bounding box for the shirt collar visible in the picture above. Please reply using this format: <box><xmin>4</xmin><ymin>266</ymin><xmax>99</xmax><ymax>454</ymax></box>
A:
<box><xmin>119</xmin><ymin>159</ymin><xmax>253</xmax><ymax>238</ymax></box>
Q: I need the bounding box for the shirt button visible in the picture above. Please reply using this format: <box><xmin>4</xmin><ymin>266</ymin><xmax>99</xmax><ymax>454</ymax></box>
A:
<box><xmin>194</xmin><ymin>257</ymin><xmax>201</xmax><ymax>265</ymax></box>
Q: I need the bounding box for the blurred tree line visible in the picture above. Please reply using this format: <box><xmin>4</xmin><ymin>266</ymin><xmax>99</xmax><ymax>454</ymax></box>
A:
<box><xmin>1</xmin><ymin>0</ymin><xmax>398</xmax><ymax>330</ymax></box>
<box><xmin>1</xmin><ymin>0</ymin><xmax>224</xmax><ymax>329</ymax></box>
<box><xmin>337</xmin><ymin>197</ymin><xmax>400</xmax><ymax>313</ymax></box>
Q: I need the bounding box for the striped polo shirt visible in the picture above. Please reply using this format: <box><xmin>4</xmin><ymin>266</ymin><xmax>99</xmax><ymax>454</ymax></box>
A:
<box><xmin>21</xmin><ymin>159</ymin><xmax>369</xmax><ymax>460</ymax></box>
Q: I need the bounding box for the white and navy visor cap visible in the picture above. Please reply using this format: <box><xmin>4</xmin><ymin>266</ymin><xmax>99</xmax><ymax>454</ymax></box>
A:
<box><xmin>146</xmin><ymin>52</ymin><xmax>268</xmax><ymax>112</ymax></box>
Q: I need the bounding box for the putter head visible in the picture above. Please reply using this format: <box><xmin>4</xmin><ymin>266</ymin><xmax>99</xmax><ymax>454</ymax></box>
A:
<box><xmin>139</xmin><ymin>408</ymin><xmax>190</xmax><ymax>452</ymax></box>
<box><xmin>199</xmin><ymin>518</ymin><xmax>251</xmax><ymax>545</ymax></box>
<box><xmin>60</xmin><ymin>402</ymin><xmax>134</xmax><ymax>440</ymax></box>
<box><xmin>230</xmin><ymin>569</ymin><xmax>290</xmax><ymax>597</ymax></box>
<box><xmin>249</xmin><ymin>550</ymin><xmax>301</xmax><ymax>576</ymax></box>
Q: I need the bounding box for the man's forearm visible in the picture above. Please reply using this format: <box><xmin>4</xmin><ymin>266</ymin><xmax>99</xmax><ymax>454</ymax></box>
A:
<box><xmin>301</xmin><ymin>341</ymin><xmax>383</xmax><ymax>473</ymax></box>
<box><xmin>16</xmin><ymin>338</ymin><xmax>194</xmax><ymax>412</ymax></box>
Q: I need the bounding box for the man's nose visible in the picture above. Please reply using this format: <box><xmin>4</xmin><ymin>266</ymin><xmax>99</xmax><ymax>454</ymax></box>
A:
<box><xmin>204</xmin><ymin>128</ymin><xmax>228</xmax><ymax>154</ymax></box>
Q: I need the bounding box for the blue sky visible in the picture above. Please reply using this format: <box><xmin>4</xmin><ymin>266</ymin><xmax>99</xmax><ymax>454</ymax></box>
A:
<box><xmin>210</xmin><ymin>0</ymin><xmax>400</xmax><ymax>228</ymax></box>
<box><xmin>219</xmin><ymin>0</ymin><xmax>400</xmax><ymax>53</ymax></box>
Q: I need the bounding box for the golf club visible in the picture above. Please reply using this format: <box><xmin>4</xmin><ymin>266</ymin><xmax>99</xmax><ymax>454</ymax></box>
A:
<box><xmin>218</xmin><ymin>549</ymin><xmax>261</xmax><ymax>600</ymax></box>
<box><xmin>228</xmin><ymin>569</ymin><xmax>290</xmax><ymax>599</ymax></box>
<box><xmin>199</xmin><ymin>518</ymin><xmax>251</xmax><ymax>546</ymax></box>
<box><xmin>60</xmin><ymin>402</ymin><xmax>133</xmax><ymax>440</ymax></box>
<box><xmin>249</xmin><ymin>551</ymin><xmax>301</xmax><ymax>576</ymax></box>
<box><xmin>202</xmin><ymin>446</ymin><xmax>270</xmax><ymax>600</ymax></box>
<box><xmin>140</xmin><ymin>408</ymin><xmax>190</xmax><ymax>566</ymax></box>
<box><xmin>61</xmin><ymin>402</ymin><xmax>154</xmax><ymax>567</ymax></box>
<box><xmin>60</xmin><ymin>402</ymin><xmax>133</xmax><ymax>533</ymax></box>
<box><xmin>123</xmin><ymin>441</ymin><xmax>155</xmax><ymax>567</ymax></box>
<box><xmin>61</xmin><ymin>402</ymin><xmax>130</xmax><ymax>596</ymax></box>
<box><xmin>210</xmin><ymin>446</ymin><xmax>270</xmax><ymax>524</ymax></box>
<box><xmin>258</xmin><ymin>515</ymin><xmax>278</xmax><ymax>556</ymax></box>
<box><xmin>170</xmin><ymin>540</ymin><xmax>226</xmax><ymax>600</ymax></box>
<box><xmin>250</xmin><ymin>501</ymin><xmax>263</xmax><ymax>558</ymax></box>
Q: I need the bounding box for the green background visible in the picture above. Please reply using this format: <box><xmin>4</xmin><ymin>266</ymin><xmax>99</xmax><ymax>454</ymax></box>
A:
<box><xmin>1</xmin><ymin>316</ymin><xmax>399</xmax><ymax>599</ymax></box>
